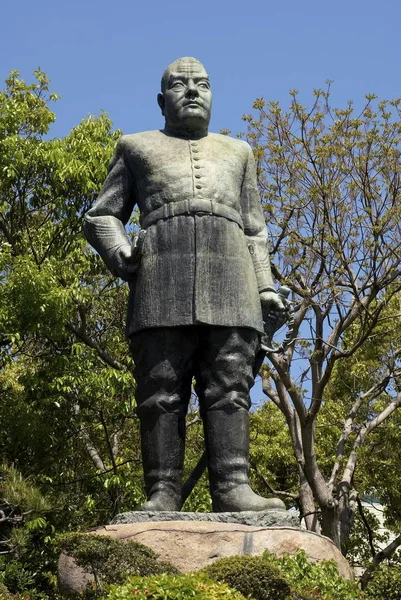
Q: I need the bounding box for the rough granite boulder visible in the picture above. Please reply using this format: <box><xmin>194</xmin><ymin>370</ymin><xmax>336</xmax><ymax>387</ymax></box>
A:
<box><xmin>58</xmin><ymin>511</ymin><xmax>353</xmax><ymax>597</ymax></box>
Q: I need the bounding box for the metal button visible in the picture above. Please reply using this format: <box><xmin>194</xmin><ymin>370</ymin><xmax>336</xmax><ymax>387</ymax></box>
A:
<box><xmin>196</xmin><ymin>184</ymin><xmax>202</xmax><ymax>189</ymax></box>
<box><xmin>195</xmin><ymin>174</ymin><xmax>201</xmax><ymax>179</ymax></box>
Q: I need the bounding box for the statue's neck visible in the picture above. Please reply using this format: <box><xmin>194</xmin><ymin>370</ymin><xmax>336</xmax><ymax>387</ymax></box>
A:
<box><xmin>163</xmin><ymin>124</ymin><xmax>209</xmax><ymax>140</ymax></box>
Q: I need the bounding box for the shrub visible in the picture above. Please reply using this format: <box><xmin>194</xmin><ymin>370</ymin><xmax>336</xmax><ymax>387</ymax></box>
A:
<box><xmin>201</xmin><ymin>554</ymin><xmax>291</xmax><ymax>599</ymax></box>
<box><xmin>0</xmin><ymin>583</ymin><xmax>51</xmax><ymax>600</ymax></box>
<box><xmin>57</xmin><ymin>533</ymin><xmax>178</xmax><ymax>595</ymax></box>
<box><xmin>287</xmin><ymin>592</ymin><xmax>324</xmax><ymax>600</ymax></box>
<box><xmin>0</xmin><ymin>561</ymin><xmax>56</xmax><ymax>599</ymax></box>
<box><xmin>106</xmin><ymin>572</ymin><xmax>247</xmax><ymax>599</ymax></box>
<box><xmin>0</xmin><ymin>560</ymin><xmax>35</xmax><ymax>594</ymax></box>
<box><xmin>263</xmin><ymin>550</ymin><xmax>366</xmax><ymax>600</ymax></box>
<box><xmin>0</xmin><ymin>584</ymin><xmax>17</xmax><ymax>599</ymax></box>
<box><xmin>203</xmin><ymin>551</ymin><xmax>367</xmax><ymax>600</ymax></box>
<box><xmin>364</xmin><ymin>563</ymin><xmax>401</xmax><ymax>599</ymax></box>
<box><xmin>0</xmin><ymin>584</ymin><xmax>20</xmax><ymax>599</ymax></box>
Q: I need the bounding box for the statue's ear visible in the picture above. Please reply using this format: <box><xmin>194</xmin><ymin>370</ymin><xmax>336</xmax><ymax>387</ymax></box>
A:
<box><xmin>157</xmin><ymin>93</ymin><xmax>165</xmax><ymax>116</ymax></box>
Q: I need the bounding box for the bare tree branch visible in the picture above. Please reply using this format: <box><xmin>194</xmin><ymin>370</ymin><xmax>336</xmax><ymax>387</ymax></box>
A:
<box><xmin>360</xmin><ymin>534</ymin><xmax>401</xmax><ymax>589</ymax></box>
<box><xmin>328</xmin><ymin>373</ymin><xmax>392</xmax><ymax>492</ymax></box>
<box><xmin>342</xmin><ymin>392</ymin><xmax>401</xmax><ymax>486</ymax></box>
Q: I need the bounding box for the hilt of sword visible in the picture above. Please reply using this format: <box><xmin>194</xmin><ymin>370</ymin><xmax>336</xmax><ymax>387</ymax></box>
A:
<box><xmin>278</xmin><ymin>285</ymin><xmax>291</xmax><ymax>302</ymax></box>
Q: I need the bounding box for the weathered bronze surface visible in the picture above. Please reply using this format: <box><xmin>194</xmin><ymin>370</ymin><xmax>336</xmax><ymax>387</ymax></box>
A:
<box><xmin>84</xmin><ymin>57</ymin><xmax>286</xmax><ymax>512</ymax></box>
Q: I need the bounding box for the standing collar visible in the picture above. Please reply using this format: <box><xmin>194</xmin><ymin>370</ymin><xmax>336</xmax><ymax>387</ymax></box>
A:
<box><xmin>162</xmin><ymin>125</ymin><xmax>209</xmax><ymax>140</ymax></box>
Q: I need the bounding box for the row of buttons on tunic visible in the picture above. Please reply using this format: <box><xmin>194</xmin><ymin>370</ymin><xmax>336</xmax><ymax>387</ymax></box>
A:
<box><xmin>190</xmin><ymin>140</ymin><xmax>203</xmax><ymax>190</ymax></box>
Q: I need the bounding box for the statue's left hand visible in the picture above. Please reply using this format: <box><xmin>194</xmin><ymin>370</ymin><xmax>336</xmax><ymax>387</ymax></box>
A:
<box><xmin>259</xmin><ymin>290</ymin><xmax>293</xmax><ymax>352</ymax></box>
<box><xmin>260</xmin><ymin>290</ymin><xmax>288</xmax><ymax>314</ymax></box>
<box><xmin>260</xmin><ymin>290</ymin><xmax>291</xmax><ymax>328</ymax></box>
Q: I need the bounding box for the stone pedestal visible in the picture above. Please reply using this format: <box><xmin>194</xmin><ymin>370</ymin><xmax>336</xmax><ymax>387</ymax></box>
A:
<box><xmin>111</xmin><ymin>508</ymin><xmax>299</xmax><ymax>527</ymax></box>
<box><xmin>58</xmin><ymin>511</ymin><xmax>353</xmax><ymax>597</ymax></box>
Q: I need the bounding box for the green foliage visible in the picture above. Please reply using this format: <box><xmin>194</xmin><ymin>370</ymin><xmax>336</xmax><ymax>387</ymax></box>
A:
<box><xmin>0</xmin><ymin>560</ymin><xmax>35</xmax><ymax>593</ymax></box>
<box><xmin>0</xmin><ymin>466</ymin><xmax>61</xmax><ymax>599</ymax></box>
<box><xmin>287</xmin><ymin>593</ymin><xmax>324</xmax><ymax>600</ymax></box>
<box><xmin>320</xmin><ymin>296</ymin><xmax>401</xmax><ymax>555</ymax></box>
<box><xmin>249</xmin><ymin>402</ymin><xmax>298</xmax><ymax>501</ymax></box>
<box><xmin>346</xmin><ymin>505</ymin><xmax>390</xmax><ymax>567</ymax></box>
<box><xmin>57</xmin><ymin>533</ymin><xmax>178</xmax><ymax>592</ymax></box>
<box><xmin>1</xmin><ymin>465</ymin><xmax>50</xmax><ymax>515</ymax></box>
<box><xmin>0</xmin><ymin>68</ymin><xmax>144</xmax><ymax>531</ymax></box>
<box><xmin>265</xmin><ymin>550</ymin><xmax>366</xmax><ymax>600</ymax></box>
<box><xmin>0</xmin><ymin>575</ymin><xmax>57</xmax><ymax>600</ymax></box>
<box><xmin>0</xmin><ymin>584</ymin><xmax>26</xmax><ymax>600</ymax></box>
<box><xmin>244</xmin><ymin>84</ymin><xmax>401</xmax><ymax>549</ymax></box>
<box><xmin>181</xmin><ymin>404</ymin><xmax>212</xmax><ymax>512</ymax></box>
<box><xmin>202</xmin><ymin>554</ymin><xmax>291</xmax><ymax>599</ymax></box>
<box><xmin>106</xmin><ymin>573</ymin><xmax>247</xmax><ymax>599</ymax></box>
<box><xmin>364</xmin><ymin>563</ymin><xmax>401</xmax><ymax>599</ymax></box>
<box><xmin>0</xmin><ymin>68</ymin><xmax>143</xmax><ymax>598</ymax></box>
<box><xmin>2</xmin><ymin>65</ymin><xmax>401</xmax><ymax>587</ymax></box>
<box><xmin>0</xmin><ymin>561</ymin><xmax>60</xmax><ymax>599</ymax></box>
<box><xmin>356</xmin><ymin>410</ymin><xmax>401</xmax><ymax>533</ymax></box>
<box><xmin>203</xmin><ymin>551</ymin><xmax>366</xmax><ymax>600</ymax></box>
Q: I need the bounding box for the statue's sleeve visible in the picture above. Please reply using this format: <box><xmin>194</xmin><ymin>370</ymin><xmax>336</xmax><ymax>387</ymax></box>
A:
<box><xmin>240</xmin><ymin>144</ymin><xmax>275</xmax><ymax>293</ymax></box>
<box><xmin>83</xmin><ymin>137</ymin><xmax>137</xmax><ymax>279</ymax></box>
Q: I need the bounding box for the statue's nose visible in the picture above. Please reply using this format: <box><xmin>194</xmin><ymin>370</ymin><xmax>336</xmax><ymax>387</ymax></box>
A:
<box><xmin>186</xmin><ymin>80</ymin><xmax>198</xmax><ymax>96</ymax></box>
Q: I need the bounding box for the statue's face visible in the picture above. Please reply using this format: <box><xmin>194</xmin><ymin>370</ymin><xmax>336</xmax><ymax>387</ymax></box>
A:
<box><xmin>158</xmin><ymin>61</ymin><xmax>212</xmax><ymax>131</ymax></box>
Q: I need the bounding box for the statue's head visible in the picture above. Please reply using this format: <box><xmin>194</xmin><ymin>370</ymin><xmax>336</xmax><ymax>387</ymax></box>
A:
<box><xmin>158</xmin><ymin>57</ymin><xmax>212</xmax><ymax>132</ymax></box>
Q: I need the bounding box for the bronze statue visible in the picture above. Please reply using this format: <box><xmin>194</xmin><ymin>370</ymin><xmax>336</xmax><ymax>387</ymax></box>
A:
<box><xmin>84</xmin><ymin>57</ymin><xmax>287</xmax><ymax>512</ymax></box>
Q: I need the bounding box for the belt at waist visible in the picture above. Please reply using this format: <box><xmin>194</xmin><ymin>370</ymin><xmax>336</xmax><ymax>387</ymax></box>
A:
<box><xmin>140</xmin><ymin>199</ymin><xmax>244</xmax><ymax>230</ymax></box>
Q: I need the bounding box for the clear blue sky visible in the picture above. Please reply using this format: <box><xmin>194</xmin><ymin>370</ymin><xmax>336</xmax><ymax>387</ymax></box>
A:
<box><xmin>3</xmin><ymin>0</ymin><xmax>400</xmax><ymax>140</ymax></box>
<box><xmin>2</xmin><ymin>0</ymin><xmax>399</xmax><ymax>403</ymax></box>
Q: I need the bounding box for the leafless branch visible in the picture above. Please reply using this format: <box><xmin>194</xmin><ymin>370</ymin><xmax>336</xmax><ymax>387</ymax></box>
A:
<box><xmin>360</xmin><ymin>534</ymin><xmax>401</xmax><ymax>589</ymax></box>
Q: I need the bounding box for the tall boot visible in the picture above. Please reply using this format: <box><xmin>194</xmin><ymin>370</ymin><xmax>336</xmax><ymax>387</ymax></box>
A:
<box><xmin>204</xmin><ymin>408</ymin><xmax>285</xmax><ymax>512</ymax></box>
<box><xmin>139</xmin><ymin>412</ymin><xmax>184</xmax><ymax>512</ymax></box>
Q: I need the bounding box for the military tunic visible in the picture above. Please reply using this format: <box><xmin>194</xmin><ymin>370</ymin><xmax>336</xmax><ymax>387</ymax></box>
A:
<box><xmin>84</xmin><ymin>129</ymin><xmax>274</xmax><ymax>335</ymax></box>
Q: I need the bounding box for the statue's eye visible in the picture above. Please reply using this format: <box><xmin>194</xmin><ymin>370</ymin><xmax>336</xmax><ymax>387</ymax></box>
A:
<box><xmin>171</xmin><ymin>81</ymin><xmax>185</xmax><ymax>90</ymax></box>
<box><xmin>198</xmin><ymin>82</ymin><xmax>210</xmax><ymax>89</ymax></box>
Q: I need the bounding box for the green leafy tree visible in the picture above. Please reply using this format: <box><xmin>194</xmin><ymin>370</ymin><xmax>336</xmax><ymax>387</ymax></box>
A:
<box><xmin>248</xmin><ymin>402</ymin><xmax>299</xmax><ymax>503</ymax></box>
<box><xmin>0</xmin><ymin>70</ymin><xmax>144</xmax><ymax>525</ymax></box>
<box><xmin>243</xmin><ymin>87</ymin><xmax>401</xmax><ymax>553</ymax></box>
<box><xmin>321</xmin><ymin>297</ymin><xmax>401</xmax><ymax>579</ymax></box>
<box><xmin>0</xmin><ymin>466</ymin><xmax>61</xmax><ymax>598</ymax></box>
<box><xmin>5</xmin><ymin>68</ymin><xmax>401</xmax><ymax>589</ymax></box>
<box><xmin>363</xmin><ymin>562</ymin><xmax>401</xmax><ymax>597</ymax></box>
<box><xmin>0</xmin><ymin>70</ymin><xmax>214</xmax><ymax>531</ymax></box>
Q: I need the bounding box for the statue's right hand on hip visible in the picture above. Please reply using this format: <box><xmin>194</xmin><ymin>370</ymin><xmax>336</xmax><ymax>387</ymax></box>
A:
<box><xmin>112</xmin><ymin>230</ymin><xmax>147</xmax><ymax>281</ymax></box>
<box><xmin>113</xmin><ymin>244</ymin><xmax>141</xmax><ymax>280</ymax></box>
